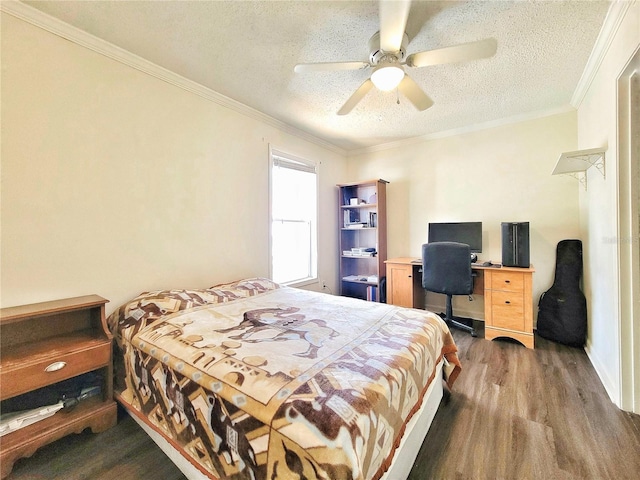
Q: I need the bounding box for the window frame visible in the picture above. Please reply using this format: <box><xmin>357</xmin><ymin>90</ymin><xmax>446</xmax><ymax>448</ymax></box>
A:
<box><xmin>268</xmin><ymin>146</ymin><xmax>319</xmax><ymax>287</ymax></box>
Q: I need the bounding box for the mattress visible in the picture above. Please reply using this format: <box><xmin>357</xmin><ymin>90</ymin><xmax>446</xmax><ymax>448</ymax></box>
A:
<box><xmin>107</xmin><ymin>278</ymin><xmax>461</xmax><ymax>480</ymax></box>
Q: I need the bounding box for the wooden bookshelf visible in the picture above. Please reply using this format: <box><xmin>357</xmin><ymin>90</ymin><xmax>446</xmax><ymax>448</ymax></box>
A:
<box><xmin>337</xmin><ymin>179</ymin><xmax>388</xmax><ymax>301</ymax></box>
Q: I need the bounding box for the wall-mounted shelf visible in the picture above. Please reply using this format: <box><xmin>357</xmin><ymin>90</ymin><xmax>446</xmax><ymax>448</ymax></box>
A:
<box><xmin>552</xmin><ymin>147</ymin><xmax>606</xmax><ymax>190</ymax></box>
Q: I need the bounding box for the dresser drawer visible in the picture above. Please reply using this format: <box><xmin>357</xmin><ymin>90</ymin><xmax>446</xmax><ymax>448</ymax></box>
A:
<box><xmin>490</xmin><ymin>291</ymin><xmax>525</xmax><ymax>331</ymax></box>
<box><xmin>1</xmin><ymin>340</ymin><xmax>110</xmax><ymax>400</ymax></box>
<box><xmin>491</xmin><ymin>271</ymin><xmax>524</xmax><ymax>292</ymax></box>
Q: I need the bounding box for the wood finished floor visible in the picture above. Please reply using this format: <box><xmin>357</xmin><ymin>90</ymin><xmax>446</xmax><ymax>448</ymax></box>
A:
<box><xmin>8</xmin><ymin>329</ymin><xmax>640</xmax><ymax>480</ymax></box>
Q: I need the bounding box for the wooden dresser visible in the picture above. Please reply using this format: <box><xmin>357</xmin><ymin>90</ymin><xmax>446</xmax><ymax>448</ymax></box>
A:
<box><xmin>0</xmin><ymin>295</ymin><xmax>117</xmax><ymax>478</ymax></box>
<box><xmin>484</xmin><ymin>266</ymin><xmax>535</xmax><ymax>349</ymax></box>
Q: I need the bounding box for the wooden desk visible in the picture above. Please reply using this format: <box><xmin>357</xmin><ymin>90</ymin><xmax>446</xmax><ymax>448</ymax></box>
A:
<box><xmin>385</xmin><ymin>257</ymin><xmax>535</xmax><ymax>348</ymax></box>
<box><xmin>385</xmin><ymin>258</ymin><xmax>425</xmax><ymax>309</ymax></box>
<box><xmin>483</xmin><ymin>266</ymin><xmax>535</xmax><ymax>349</ymax></box>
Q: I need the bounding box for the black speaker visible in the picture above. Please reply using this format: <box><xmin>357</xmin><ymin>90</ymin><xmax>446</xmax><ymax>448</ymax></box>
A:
<box><xmin>501</xmin><ymin>222</ymin><xmax>530</xmax><ymax>267</ymax></box>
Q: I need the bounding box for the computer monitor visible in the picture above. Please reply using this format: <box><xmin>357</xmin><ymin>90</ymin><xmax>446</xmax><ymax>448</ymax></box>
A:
<box><xmin>428</xmin><ymin>222</ymin><xmax>483</xmax><ymax>252</ymax></box>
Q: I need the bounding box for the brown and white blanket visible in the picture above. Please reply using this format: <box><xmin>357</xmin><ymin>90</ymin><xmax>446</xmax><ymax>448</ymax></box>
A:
<box><xmin>108</xmin><ymin>278</ymin><xmax>461</xmax><ymax>480</ymax></box>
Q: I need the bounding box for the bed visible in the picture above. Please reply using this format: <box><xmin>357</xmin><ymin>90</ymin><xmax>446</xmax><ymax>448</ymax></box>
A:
<box><xmin>107</xmin><ymin>278</ymin><xmax>461</xmax><ymax>480</ymax></box>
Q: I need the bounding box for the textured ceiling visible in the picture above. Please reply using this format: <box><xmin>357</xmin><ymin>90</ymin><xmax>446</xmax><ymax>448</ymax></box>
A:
<box><xmin>22</xmin><ymin>0</ymin><xmax>612</xmax><ymax>151</ymax></box>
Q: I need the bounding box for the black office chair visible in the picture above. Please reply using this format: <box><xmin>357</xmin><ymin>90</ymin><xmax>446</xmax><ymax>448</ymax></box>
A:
<box><xmin>422</xmin><ymin>242</ymin><xmax>476</xmax><ymax>336</ymax></box>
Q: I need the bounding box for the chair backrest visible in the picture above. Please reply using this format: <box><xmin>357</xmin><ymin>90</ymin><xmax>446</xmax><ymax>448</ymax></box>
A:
<box><xmin>422</xmin><ymin>242</ymin><xmax>473</xmax><ymax>296</ymax></box>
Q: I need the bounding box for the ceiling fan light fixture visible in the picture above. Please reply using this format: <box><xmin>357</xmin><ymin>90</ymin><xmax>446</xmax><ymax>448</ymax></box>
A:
<box><xmin>371</xmin><ymin>64</ymin><xmax>404</xmax><ymax>91</ymax></box>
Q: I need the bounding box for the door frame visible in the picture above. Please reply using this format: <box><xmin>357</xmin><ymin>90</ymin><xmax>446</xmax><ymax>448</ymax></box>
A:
<box><xmin>616</xmin><ymin>46</ymin><xmax>639</xmax><ymax>413</ymax></box>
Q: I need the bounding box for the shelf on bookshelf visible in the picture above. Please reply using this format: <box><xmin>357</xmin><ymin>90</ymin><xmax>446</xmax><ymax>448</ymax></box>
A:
<box><xmin>340</xmin><ymin>203</ymin><xmax>378</xmax><ymax>209</ymax></box>
<box><xmin>342</xmin><ymin>279</ymin><xmax>378</xmax><ymax>286</ymax></box>
<box><xmin>342</xmin><ymin>275</ymin><xmax>379</xmax><ymax>284</ymax></box>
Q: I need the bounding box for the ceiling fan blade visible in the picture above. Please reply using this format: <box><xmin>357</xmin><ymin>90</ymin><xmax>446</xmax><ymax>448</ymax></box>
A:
<box><xmin>337</xmin><ymin>79</ymin><xmax>374</xmax><ymax>115</ymax></box>
<box><xmin>406</xmin><ymin>37</ymin><xmax>498</xmax><ymax>68</ymax></box>
<box><xmin>379</xmin><ymin>0</ymin><xmax>411</xmax><ymax>52</ymax></box>
<box><xmin>294</xmin><ymin>61</ymin><xmax>369</xmax><ymax>73</ymax></box>
<box><xmin>398</xmin><ymin>75</ymin><xmax>434</xmax><ymax>111</ymax></box>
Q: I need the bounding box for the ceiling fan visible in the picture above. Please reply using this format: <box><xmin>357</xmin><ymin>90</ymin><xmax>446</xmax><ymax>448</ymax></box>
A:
<box><xmin>294</xmin><ymin>0</ymin><xmax>497</xmax><ymax>115</ymax></box>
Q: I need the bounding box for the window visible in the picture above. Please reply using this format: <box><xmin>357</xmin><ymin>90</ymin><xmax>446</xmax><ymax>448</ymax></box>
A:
<box><xmin>270</xmin><ymin>148</ymin><xmax>317</xmax><ymax>285</ymax></box>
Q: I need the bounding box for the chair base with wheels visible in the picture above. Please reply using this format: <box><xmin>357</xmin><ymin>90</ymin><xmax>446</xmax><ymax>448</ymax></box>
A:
<box><xmin>441</xmin><ymin>294</ymin><xmax>477</xmax><ymax>337</ymax></box>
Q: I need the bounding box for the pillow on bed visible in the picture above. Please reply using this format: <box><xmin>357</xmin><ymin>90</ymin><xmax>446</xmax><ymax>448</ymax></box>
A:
<box><xmin>107</xmin><ymin>277</ymin><xmax>280</xmax><ymax>338</ymax></box>
<box><xmin>210</xmin><ymin>277</ymin><xmax>280</xmax><ymax>297</ymax></box>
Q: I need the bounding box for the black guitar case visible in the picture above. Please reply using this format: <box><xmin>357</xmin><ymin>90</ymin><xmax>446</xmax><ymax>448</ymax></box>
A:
<box><xmin>536</xmin><ymin>239</ymin><xmax>587</xmax><ymax>347</ymax></box>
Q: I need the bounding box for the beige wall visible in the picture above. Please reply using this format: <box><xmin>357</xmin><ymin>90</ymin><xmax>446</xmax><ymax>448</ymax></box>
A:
<box><xmin>4</xmin><ymin>3</ymin><xmax>637</xmax><ymax>414</ymax></box>
<box><xmin>577</xmin><ymin>2</ymin><xmax>639</xmax><ymax>411</ymax></box>
<box><xmin>0</xmin><ymin>13</ymin><xmax>346</xmax><ymax>316</ymax></box>
<box><xmin>346</xmin><ymin>112</ymin><xmax>581</xmax><ymax>320</ymax></box>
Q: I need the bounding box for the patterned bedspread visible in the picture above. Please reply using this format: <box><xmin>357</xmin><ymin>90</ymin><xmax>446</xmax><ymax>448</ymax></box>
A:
<box><xmin>108</xmin><ymin>278</ymin><xmax>461</xmax><ymax>480</ymax></box>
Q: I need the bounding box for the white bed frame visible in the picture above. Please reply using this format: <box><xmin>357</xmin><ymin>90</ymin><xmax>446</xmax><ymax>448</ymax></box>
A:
<box><xmin>127</xmin><ymin>360</ymin><xmax>444</xmax><ymax>480</ymax></box>
<box><xmin>380</xmin><ymin>359</ymin><xmax>443</xmax><ymax>480</ymax></box>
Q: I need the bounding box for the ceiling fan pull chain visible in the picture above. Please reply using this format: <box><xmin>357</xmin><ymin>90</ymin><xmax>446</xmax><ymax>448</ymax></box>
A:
<box><xmin>396</xmin><ymin>87</ymin><xmax>400</xmax><ymax>105</ymax></box>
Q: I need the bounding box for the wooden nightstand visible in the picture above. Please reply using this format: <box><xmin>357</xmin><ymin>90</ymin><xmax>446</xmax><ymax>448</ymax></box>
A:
<box><xmin>0</xmin><ymin>295</ymin><xmax>117</xmax><ymax>478</ymax></box>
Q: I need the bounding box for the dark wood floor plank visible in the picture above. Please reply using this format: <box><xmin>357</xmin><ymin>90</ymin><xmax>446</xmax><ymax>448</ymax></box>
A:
<box><xmin>409</xmin><ymin>332</ymin><xmax>640</xmax><ymax>480</ymax></box>
<box><xmin>8</xmin><ymin>331</ymin><xmax>640</xmax><ymax>479</ymax></box>
<box><xmin>9</xmin><ymin>409</ymin><xmax>185</xmax><ymax>480</ymax></box>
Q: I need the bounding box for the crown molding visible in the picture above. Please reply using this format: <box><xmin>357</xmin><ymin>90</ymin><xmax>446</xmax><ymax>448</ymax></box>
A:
<box><xmin>347</xmin><ymin>105</ymin><xmax>576</xmax><ymax>156</ymax></box>
<box><xmin>4</xmin><ymin>0</ymin><xmax>627</xmax><ymax>157</ymax></box>
<box><xmin>571</xmin><ymin>0</ymin><xmax>633</xmax><ymax>108</ymax></box>
<box><xmin>0</xmin><ymin>0</ymin><xmax>346</xmax><ymax>156</ymax></box>
<box><xmin>351</xmin><ymin>0</ymin><xmax>636</xmax><ymax>158</ymax></box>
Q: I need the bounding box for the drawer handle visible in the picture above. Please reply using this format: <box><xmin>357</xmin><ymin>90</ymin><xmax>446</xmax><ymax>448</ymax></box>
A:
<box><xmin>505</xmin><ymin>301</ymin><xmax>511</xmax><ymax>304</ymax></box>
<box><xmin>45</xmin><ymin>361</ymin><xmax>67</xmax><ymax>373</ymax></box>
<box><xmin>504</xmin><ymin>280</ymin><xmax>511</xmax><ymax>284</ymax></box>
